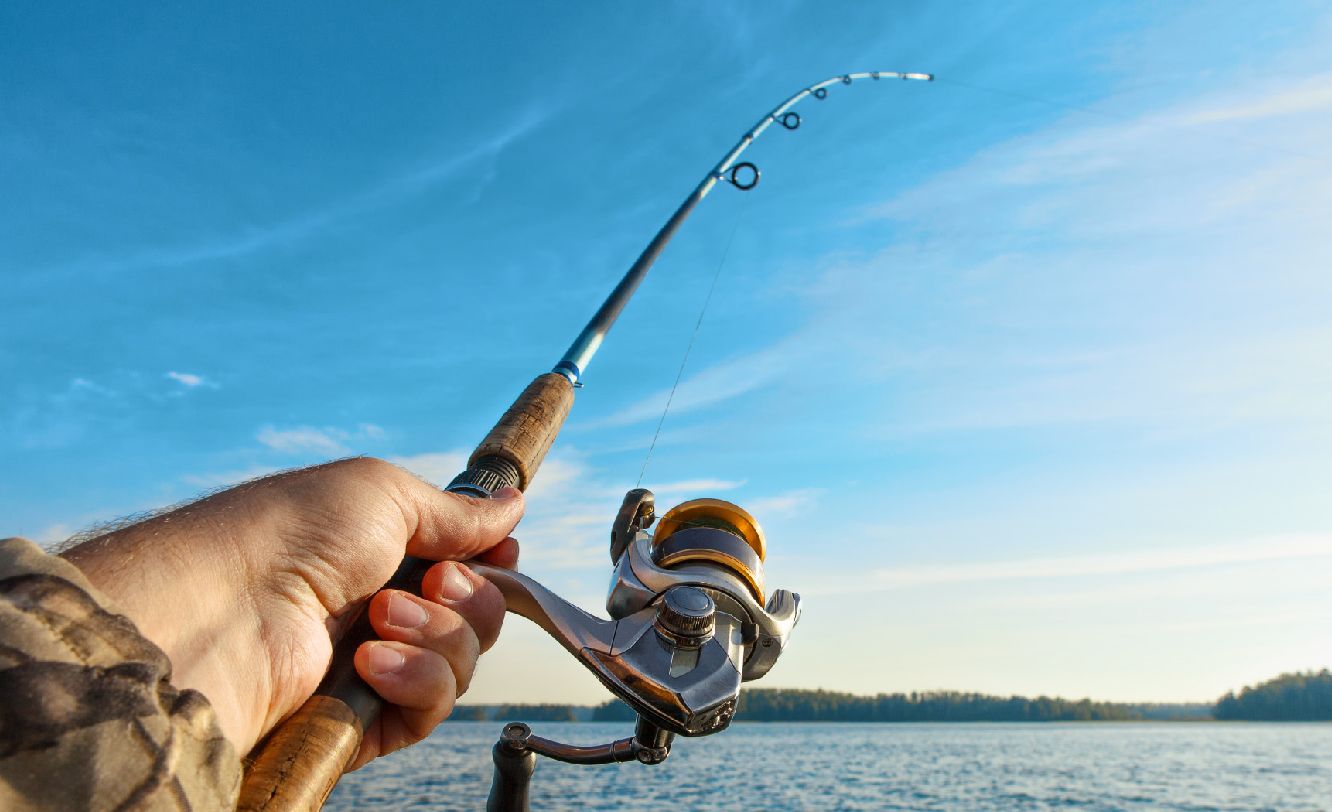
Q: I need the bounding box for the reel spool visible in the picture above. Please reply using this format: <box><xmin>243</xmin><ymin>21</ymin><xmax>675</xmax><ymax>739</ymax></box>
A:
<box><xmin>650</xmin><ymin>498</ymin><xmax>767</xmax><ymax>605</ymax></box>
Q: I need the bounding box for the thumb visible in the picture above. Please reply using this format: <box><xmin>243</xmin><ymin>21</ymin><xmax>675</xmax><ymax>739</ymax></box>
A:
<box><xmin>401</xmin><ymin>484</ymin><xmax>526</xmax><ymax>562</ymax></box>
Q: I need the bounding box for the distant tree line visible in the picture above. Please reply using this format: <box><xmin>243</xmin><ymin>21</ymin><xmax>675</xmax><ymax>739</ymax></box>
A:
<box><xmin>461</xmin><ymin>672</ymin><xmax>1332</xmax><ymax>724</ymax></box>
<box><xmin>1214</xmin><ymin>670</ymin><xmax>1332</xmax><ymax>721</ymax></box>
<box><xmin>589</xmin><ymin>689</ymin><xmax>1178</xmax><ymax>723</ymax></box>
<box><xmin>449</xmin><ymin>705</ymin><xmax>489</xmax><ymax>721</ymax></box>
<box><xmin>494</xmin><ymin>703</ymin><xmax>579</xmax><ymax>722</ymax></box>
<box><xmin>452</xmin><ymin>703</ymin><xmax>580</xmax><ymax>722</ymax></box>
<box><xmin>734</xmin><ymin>689</ymin><xmax>1143</xmax><ymax>722</ymax></box>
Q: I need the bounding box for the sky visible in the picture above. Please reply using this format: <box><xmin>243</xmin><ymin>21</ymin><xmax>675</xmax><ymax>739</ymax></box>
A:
<box><xmin>3</xmin><ymin>2</ymin><xmax>1331</xmax><ymax>706</ymax></box>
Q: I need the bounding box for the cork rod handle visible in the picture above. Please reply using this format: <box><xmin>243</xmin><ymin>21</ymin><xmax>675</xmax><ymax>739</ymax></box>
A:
<box><xmin>237</xmin><ymin>372</ymin><xmax>575</xmax><ymax>811</ymax></box>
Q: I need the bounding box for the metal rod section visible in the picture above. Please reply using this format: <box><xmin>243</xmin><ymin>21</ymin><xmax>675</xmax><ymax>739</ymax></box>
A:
<box><xmin>552</xmin><ymin>70</ymin><xmax>932</xmax><ymax>385</ymax></box>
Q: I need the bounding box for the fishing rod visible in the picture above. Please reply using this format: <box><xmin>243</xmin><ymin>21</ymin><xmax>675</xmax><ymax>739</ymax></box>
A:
<box><xmin>236</xmin><ymin>69</ymin><xmax>933</xmax><ymax>812</ymax></box>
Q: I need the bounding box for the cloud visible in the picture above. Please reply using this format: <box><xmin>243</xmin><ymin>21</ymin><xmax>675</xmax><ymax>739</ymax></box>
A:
<box><xmin>865</xmin><ymin>73</ymin><xmax>1332</xmax><ymax>235</ymax></box>
<box><xmin>254</xmin><ymin>422</ymin><xmax>387</xmax><ymax>456</ymax></box>
<box><xmin>165</xmin><ymin>370</ymin><xmax>216</xmax><ymax>389</ymax></box>
<box><xmin>390</xmin><ymin>451</ymin><xmax>469</xmax><ymax>487</ymax></box>
<box><xmin>69</xmin><ymin>377</ymin><xmax>112</xmax><ymax>395</ymax></box>
<box><xmin>592</xmin><ymin>339</ymin><xmax>801</xmax><ymax>428</ymax></box>
<box><xmin>745</xmin><ymin>488</ymin><xmax>820</xmax><ymax>518</ymax></box>
<box><xmin>40</xmin><ymin>106</ymin><xmax>555</xmax><ymax>278</ymax></box>
<box><xmin>799</xmin><ymin>67</ymin><xmax>1332</xmax><ymax>440</ymax></box>
<box><xmin>636</xmin><ymin>478</ymin><xmax>745</xmax><ymax>496</ymax></box>
<box><xmin>1172</xmin><ymin>74</ymin><xmax>1332</xmax><ymax>127</ymax></box>
<box><xmin>807</xmin><ymin>534</ymin><xmax>1332</xmax><ymax>596</ymax></box>
<box><xmin>256</xmin><ymin>425</ymin><xmax>351</xmax><ymax>455</ymax></box>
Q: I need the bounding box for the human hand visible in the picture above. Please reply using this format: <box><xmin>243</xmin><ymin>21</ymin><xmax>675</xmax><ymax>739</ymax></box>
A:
<box><xmin>61</xmin><ymin>458</ymin><xmax>523</xmax><ymax>770</ymax></box>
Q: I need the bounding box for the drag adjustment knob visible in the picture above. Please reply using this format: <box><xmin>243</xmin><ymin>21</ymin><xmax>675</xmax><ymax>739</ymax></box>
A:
<box><xmin>655</xmin><ymin>586</ymin><xmax>716</xmax><ymax>647</ymax></box>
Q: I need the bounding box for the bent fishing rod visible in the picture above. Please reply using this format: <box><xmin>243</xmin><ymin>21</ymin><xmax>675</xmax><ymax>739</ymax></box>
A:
<box><xmin>237</xmin><ymin>69</ymin><xmax>933</xmax><ymax>812</ymax></box>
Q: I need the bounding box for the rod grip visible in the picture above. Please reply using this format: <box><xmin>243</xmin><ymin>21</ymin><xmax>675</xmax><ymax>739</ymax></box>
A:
<box><xmin>237</xmin><ymin>557</ymin><xmax>434</xmax><ymax>811</ymax></box>
<box><xmin>234</xmin><ymin>696</ymin><xmax>361</xmax><ymax>812</ymax></box>
<box><xmin>467</xmin><ymin>372</ymin><xmax>575</xmax><ymax>491</ymax></box>
<box><xmin>238</xmin><ymin>372</ymin><xmax>575</xmax><ymax>810</ymax></box>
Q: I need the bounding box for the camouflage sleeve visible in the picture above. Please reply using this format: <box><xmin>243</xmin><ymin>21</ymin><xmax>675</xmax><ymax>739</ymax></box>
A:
<box><xmin>0</xmin><ymin>537</ymin><xmax>241</xmax><ymax>811</ymax></box>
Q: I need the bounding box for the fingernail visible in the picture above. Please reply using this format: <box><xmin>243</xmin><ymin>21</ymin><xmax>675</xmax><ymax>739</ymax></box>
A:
<box><xmin>438</xmin><ymin>563</ymin><xmax>474</xmax><ymax>602</ymax></box>
<box><xmin>367</xmin><ymin>644</ymin><xmax>405</xmax><ymax>675</ymax></box>
<box><xmin>492</xmin><ymin>486</ymin><xmax>521</xmax><ymax>500</ymax></box>
<box><xmin>387</xmin><ymin>593</ymin><xmax>429</xmax><ymax>629</ymax></box>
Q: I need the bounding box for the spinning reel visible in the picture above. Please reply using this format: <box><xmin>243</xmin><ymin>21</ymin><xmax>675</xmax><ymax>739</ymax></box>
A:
<box><xmin>473</xmin><ymin>488</ymin><xmax>802</xmax><ymax>811</ymax></box>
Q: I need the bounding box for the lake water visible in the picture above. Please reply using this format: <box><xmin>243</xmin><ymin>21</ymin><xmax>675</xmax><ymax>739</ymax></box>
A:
<box><xmin>326</xmin><ymin>721</ymin><xmax>1332</xmax><ymax>811</ymax></box>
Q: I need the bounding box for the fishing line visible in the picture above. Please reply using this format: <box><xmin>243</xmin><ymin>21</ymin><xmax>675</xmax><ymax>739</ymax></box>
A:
<box><xmin>635</xmin><ymin>195</ymin><xmax>749</xmax><ymax>488</ymax></box>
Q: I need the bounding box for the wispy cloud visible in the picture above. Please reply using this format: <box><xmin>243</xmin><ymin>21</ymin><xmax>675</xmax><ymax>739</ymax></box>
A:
<box><xmin>255</xmin><ymin>423</ymin><xmax>385</xmax><ymax>456</ymax></box>
<box><xmin>69</xmin><ymin>376</ymin><xmax>114</xmax><ymax>396</ymax></box>
<box><xmin>165</xmin><ymin>370</ymin><xmax>218</xmax><ymax>390</ymax></box>
<box><xmin>745</xmin><ymin>488</ymin><xmax>820</xmax><ymax>517</ymax></box>
<box><xmin>591</xmin><ymin>339</ymin><xmax>800</xmax><ymax>428</ymax></box>
<box><xmin>798</xmin><ymin>68</ymin><xmax>1332</xmax><ymax>440</ymax></box>
<box><xmin>257</xmin><ymin>425</ymin><xmax>350</xmax><ymax>455</ymax></box>
<box><xmin>389</xmin><ymin>451</ymin><xmax>469</xmax><ymax>486</ymax></box>
<box><xmin>807</xmin><ymin>534</ymin><xmax>1332</xmax><ymax>596</ymax></box>
<box><xmin>633</xmin><ymin>478</ymin><xmax>745</xmax><ymax>496</ymax></box>
<box><xmin>1168</xmin><ymin>74</ymin><xmax>1332</xmax><ymax>128</ymax></box>
<box><xmin>44</xmin><ymin>106</ymin><xmax>555</xmax><ymax>278</ymax></box>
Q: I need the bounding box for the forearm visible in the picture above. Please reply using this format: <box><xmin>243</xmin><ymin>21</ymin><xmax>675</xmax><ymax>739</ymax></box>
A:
<box><xmin>59</xmin><ymin>500</ymin><xmax>285</xmax><ymax>752</ymax></box>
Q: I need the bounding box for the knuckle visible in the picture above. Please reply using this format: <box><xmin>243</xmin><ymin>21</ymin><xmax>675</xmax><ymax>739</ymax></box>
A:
<box><xmin>339</xmin><ymin>456</ymin><xmax>400</xmax><ymax>482</ymax></box>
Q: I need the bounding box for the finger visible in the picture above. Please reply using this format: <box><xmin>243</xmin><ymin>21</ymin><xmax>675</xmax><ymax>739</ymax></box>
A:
<box><xmin>346</xmin><ymin>716</ymin><xmax>383</xmax><ymax>773</ymax></box>
<box><xmin>392</xmin><ymin>478</ymin><xmax>526</xmax><ymax>562</ymax></box>
<box><xmin>367</xmin><ymin>589</ymin><xmax>485</xmax><ymax>693</ymax></box>
<box><xmin>418</xmin><ymin>561</ymin><xmax>507</xmax><ymax>652</ymax></box>
<box><xmin>353</xmin><ymin>641</ymin><xmax>457</xmax><ymax>744</ymax></box>
<box><xmin>475</xmin><ymin>536</ymin><xmax>520</xmax><ymax>569</ymax></box>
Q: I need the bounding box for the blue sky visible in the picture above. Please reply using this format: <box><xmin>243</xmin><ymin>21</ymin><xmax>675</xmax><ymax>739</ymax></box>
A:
<box><xmin>3</xmin><ymin>2</ymin><xmax>1331</xmax><ymax>704</ymax></box>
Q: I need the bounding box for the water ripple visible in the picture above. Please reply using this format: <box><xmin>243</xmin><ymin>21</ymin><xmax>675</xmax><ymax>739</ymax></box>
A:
<box><xmin>327</xmin><ymin>722</ymin><xmax>1332</xmax><ymax>811</ymax></box>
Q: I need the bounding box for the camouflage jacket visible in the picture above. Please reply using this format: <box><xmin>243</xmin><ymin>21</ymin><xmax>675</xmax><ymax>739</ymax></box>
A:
<box><xmin>0</xmin><ymin>537</ymin><xmax>241</xmax><ymax>810</ymax></box>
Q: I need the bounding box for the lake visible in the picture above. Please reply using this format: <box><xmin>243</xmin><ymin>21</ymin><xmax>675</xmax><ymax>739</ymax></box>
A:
<box><xmin>326</xmin><ymin>721</ymin><xmax>1332</xmax><ymax>810</ymax></box>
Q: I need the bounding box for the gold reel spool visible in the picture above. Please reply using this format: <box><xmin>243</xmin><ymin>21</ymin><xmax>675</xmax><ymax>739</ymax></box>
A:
<box><xmin>650</xmin><ymin>498</ymin><xmax>767</xmax><ymax>603</ymax></box>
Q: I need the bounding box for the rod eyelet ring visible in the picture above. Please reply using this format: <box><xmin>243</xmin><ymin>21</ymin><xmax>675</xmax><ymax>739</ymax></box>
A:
<box><xmin>727</xmin><ymin>162</ymin><xmax>760</xmax><ymax>191</ymax></box>
<box><xmin>779</xmin><ymin>112</ymin><xmax>800</xmax><ymax>130</ymax></box>
<box><xmin>871</xmin><ymin>72</ymin><xmax>881</xmax><ymax>80</ymax></box>
<box><xmin>812</xmin><ymin>87</ymin><xmax>827</xmax><ymax>100</ymax></box>
<box><xmin>841</xmin><ymin>75</ymin><xmax>852</xmax><ymax>85</ymax></box>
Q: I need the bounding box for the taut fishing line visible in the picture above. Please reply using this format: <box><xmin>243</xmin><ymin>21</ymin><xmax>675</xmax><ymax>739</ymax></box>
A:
<box><xmin>636</xmin><ymin>193</ymin><xmax>750</xmax><ymax>488</ymax></box>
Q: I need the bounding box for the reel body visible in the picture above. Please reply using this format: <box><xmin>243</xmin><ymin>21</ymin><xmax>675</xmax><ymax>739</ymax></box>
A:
<box><xmin>476</xmin><ymin>488</ymin><xmax>801</xmax><ymax>811</ymax></box>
